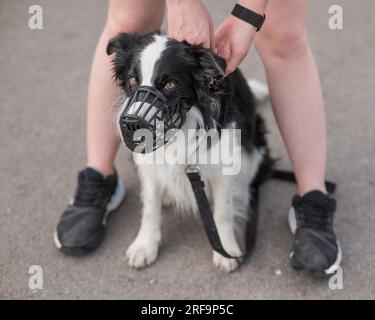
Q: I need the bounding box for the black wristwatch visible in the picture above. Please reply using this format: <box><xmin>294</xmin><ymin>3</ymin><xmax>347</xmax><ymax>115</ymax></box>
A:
<box><xmin>231</xmin><ymin>3</ymin><xmax>266</xmax><ymax>32</ymax></box>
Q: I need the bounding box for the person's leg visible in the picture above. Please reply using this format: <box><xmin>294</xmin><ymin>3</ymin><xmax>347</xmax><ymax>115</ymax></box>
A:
<box><xmin>255</xmin><ymin>0</ymin><xmax>326</xmax><ymax>195</ymax></box>
<box><xmin>86</xmin><ymin>0</ymin><xmax>165</xmax><ymax>176</ymax></box>
<box><xmin>255</xmin><ymin>1</ymin><xmax>341</xmax><ymax>276</ymax></box>
<box><xmin>55</xmin><ymin>0</ymin><xmax>165</xmax><ymax>256</ymax></box>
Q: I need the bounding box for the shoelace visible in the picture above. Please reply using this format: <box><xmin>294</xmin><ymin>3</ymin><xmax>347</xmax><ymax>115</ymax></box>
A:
<box><xmin>73</xmin><ymin>177</ymin><xmax>110</xmax><ymax>207</ymax></box>
<box><xmin>293</xmin><ymin>196</ymin><xmax>336</xmax><ymax>230</ymax></box>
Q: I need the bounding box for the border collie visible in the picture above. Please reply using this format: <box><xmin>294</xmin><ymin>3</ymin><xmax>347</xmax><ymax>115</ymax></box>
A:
<box><xmin>107</xmin><ymin>32</ymin><xmax>272</xmax><ymax>272</ymax></box>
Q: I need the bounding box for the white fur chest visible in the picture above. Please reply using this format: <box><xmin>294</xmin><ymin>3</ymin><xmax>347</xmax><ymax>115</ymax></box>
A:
<box><xmin>134</xmin><ymin>159</ymin><xmax>215</xmax><ymax>214</ymax></box>
<box><xmin>158</xmin><ymin>164</ymin><xmax>202</xmax><ymax>212</ymax></box>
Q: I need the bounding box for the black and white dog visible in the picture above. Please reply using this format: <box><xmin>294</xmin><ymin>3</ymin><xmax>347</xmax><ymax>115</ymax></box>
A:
<box><xmin>107</xmin><ymin>32</ymin><xmax>272</xmax><ymax>272</ymax></box>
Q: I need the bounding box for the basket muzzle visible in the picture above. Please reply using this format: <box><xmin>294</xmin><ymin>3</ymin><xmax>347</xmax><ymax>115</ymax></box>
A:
<box><xmin>119</xmin><ymin>86</ymin><xmax>187</xmax><ymax>153</ymax></box>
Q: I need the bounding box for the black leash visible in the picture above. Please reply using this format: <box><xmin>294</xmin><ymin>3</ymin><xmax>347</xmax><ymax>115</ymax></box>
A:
<box><xmin>185</xmin><ymin>165</ymin><xmax>336</xmax><ymax>260</ymax></box>
<box><xmin>185</xmin><ymin>165</ymin><xmax>242</xmax><ymax>261</ymax></box>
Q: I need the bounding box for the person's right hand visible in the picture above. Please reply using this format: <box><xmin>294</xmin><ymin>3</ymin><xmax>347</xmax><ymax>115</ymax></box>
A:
<box><xmin>167</xmin><ymin>0</ymin><xmax>215</xmax><ymax>49</ymax></box>
<box><xmin>215</xmin><ymin>15</ymin><xmax>256</xmax><ymax>75</ymax></box>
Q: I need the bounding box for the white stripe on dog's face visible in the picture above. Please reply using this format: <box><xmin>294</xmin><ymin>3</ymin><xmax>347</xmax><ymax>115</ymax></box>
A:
<box><xmin>121</xmin><ymin>35</ymin><xmax>168</xmax><ymax>124</ymax></box>
<box><xmin>140</xmin><ymin>35</ymin><xmax>168</xmax><ymax>86</ymax></box>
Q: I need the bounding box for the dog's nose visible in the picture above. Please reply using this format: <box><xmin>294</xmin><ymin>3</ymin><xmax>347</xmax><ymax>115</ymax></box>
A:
<box><xmin>120</xmin><ymin>114</ymin><xmax>144</xmax><ymax>132</ymax></box>
<box><xmin>119</xmin><ymin>114</ymin><xmax>154</xmax><ymax>153</ymax></box>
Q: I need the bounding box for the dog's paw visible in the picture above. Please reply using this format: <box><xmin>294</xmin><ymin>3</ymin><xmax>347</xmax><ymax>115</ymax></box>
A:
<box><xmin>126</xmin><ymin>239</ymin><xmax>159</xmax><ymax>269</ymax></box>
<box><xmin>212</xmin><ymin>251</ymin><xmax>241</xmax><ymax>273</ymax></box>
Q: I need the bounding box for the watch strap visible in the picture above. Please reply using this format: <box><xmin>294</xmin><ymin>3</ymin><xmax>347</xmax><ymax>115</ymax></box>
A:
<box><xmin>231</xmin><ymin>3</ymin><xmax>266</xmax><ymax>32</ymax></box>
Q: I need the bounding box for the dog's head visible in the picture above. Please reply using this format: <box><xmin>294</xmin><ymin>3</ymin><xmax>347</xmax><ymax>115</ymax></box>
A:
<box><xmin>107</xmin><ymin>31</ymin><xmax>228</xmax><ymax>153</ymax></box>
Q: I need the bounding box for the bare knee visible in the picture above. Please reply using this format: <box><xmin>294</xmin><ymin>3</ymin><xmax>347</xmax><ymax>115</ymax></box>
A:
<box><xmin>256</xmin><ymin>28</ymin><xmax>310</xmax><ymax>63</ymax></box>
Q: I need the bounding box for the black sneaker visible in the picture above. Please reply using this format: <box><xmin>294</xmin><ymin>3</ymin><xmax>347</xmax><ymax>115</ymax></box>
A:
<box><xmin>288</xmin><ymin>190</ymin><xmax>341</xmax><ymax>277</ymax></box>
<box><xmin>54</xmin><ymin>167</ymin><xmax>126</xmax><ymax>256</ymax></box>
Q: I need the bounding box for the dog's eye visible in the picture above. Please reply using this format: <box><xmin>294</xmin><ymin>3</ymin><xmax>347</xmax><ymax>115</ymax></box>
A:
<box><xmin>164</xmin><ymin>81</ymin><xmax>176</xmax><ymax>91</ymax></box>
<box><xmin>129</xmin><ymin>77</ymin><xmax>138</xmax><ymax>88</ymax></box>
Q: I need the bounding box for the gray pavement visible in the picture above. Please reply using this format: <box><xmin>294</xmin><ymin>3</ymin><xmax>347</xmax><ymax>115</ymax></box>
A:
<box><xmin>1</xmin><ymin>0</ymin><xmax>374</xmax><ymax>299</ymax></box>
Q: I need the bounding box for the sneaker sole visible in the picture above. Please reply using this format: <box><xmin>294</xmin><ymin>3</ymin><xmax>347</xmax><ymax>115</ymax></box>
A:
<box><xmin>287</xmin><ymin>207</ymin><xmax>342</xmax><ymax>276</ymax></box>
<box><xmin>53</xmin><ymin>179</ymin><xmax>126</xmax><ymax>252</ymax></box>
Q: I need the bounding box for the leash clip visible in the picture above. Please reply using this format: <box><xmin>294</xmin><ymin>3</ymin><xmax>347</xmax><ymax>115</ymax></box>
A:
<box><xmin>185</xmin><ymin>164</ymin><xmax>200</xmax><ymax>174</ymax></box>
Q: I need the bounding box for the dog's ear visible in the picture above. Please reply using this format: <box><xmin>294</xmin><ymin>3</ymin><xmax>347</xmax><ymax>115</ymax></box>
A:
<box><xmin>107</xmin><ymin>30</ymin><xmax>162</xmax><ymax>55</ymax></box>
<box><xmin>188</xmin><ymin>45</ymin><xmax>226</xmax><ymax>85</ymax></box>
<box><xmin>107</xmin><ymin>32</ymin><xmax>160</xmax><ymax>87</ymax></box>
<box><xmin>106</xmin><ymin>33</ymin><xmax>140</xmax><ymax>86</ymax></box>
<box><xmin>185</xmin><ymin>45</ymin><xmax>228</xmax><ymax>120</ymax></box>
<box><xmin>106</xmin><ymin>32</ymin><xmax>142</xmax><ymax>56</ymax></box>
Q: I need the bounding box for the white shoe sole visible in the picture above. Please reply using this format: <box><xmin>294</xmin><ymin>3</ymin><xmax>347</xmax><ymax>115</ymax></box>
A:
<box><xmin>288</xmin><ymin>207</ymin><xmax>342</xmax><ymax>275</ymax></box>
<box><xmin>53</xmin><ymin>179</ymin><xmax>126</xmax><ymax>250</ymax></box>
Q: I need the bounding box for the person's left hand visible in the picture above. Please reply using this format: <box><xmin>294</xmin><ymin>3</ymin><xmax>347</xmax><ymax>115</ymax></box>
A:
<box><xmin>167</xmin><ymin>0</ymin><xmax>215</xmax><ymax>49</ymax></box>
<box><xmin>215</xmin><ymin>15</ymin><xmax>257</xmax><ymax>75</ymax></box>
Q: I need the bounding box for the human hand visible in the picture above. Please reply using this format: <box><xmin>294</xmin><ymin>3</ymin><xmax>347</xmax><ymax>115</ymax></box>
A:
<box><xmin>167</xmin><ymin>0</ymin><xmax>215</xmax><ymax>49</ymax></box>
<box><xmin>215</xmin><ymin>15</ymin><xmax>257</xmax><ymax>75</ymax></box>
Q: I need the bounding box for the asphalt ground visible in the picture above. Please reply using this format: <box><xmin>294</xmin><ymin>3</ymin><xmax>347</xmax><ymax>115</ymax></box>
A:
<box><xmin>0</xmin><ymin>0</ymin><xmax>374</xmax><ymax>299</ymax></box>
